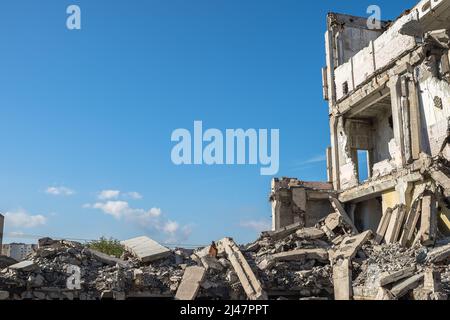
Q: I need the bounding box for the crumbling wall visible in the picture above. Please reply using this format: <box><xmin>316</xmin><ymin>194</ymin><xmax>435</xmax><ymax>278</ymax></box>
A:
<box><xmin>271</xmin><ymin>179</ymin><xmax>335</xmax><ymax>230</ymax></box>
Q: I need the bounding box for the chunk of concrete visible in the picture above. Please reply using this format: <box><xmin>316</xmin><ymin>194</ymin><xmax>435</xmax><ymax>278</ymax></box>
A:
<box><xmin>333</xmin><ymin>259</ymin><xmax>352</xmax><ymax>300</ymax></box>
<box><xmin>418</xmin><ymin>194</ymin><xmax>438</xmax><ymax>246</ymax></box>
<box><xmin>426</xmin><ymin>243</ymin><xmax>450</xmax><ymax>263</ymax></box>
<box><xmin>121</xmin><ymin>236</ymin><xmax>171</xmax><ymax>263</ymax></box>
<box><xmin>331</xmin><ymin>231</ymin><xmax>372</xmax><ymax>261</ymax></box>
<box><xmin>263</xmin><ymin>222</ymin><xmax>303</xmax><ymax>241</ymax></box>
<box><xmin>175</xmin><ymin>266</ymin><xmax>206</xmax><ymax>300</ymax></box>
<box><xmin>384</xmin><ymin>205</ymin><xmax>407</xmax><ymax>244</ymax></box>
<box><xmin>375</xmin><ymin>208</ymin><xmax>393</xmax><ymax>244</ymax></box>
<box><xmin>423</xmin><ymin>268</ymin><xmax>441</xmax><ymax>293</ymax></box>
<box><xmin>399</xmin><ymin>201</ymin><xmax>422</xmax><ymax>246</ymax></box>
<box><xmin>379</xmin><ymin>266</ymin><xmax>416</xmax><ymax>287</ymax></box>
<box><xmin>272</xmin><ymin>248</ymin><xmax>329</xmax><ymax>262</ymax></box>
<box><xmin>86</xmin><ymin>249</ymin><xmax>130</xmax><ymax>268</ymax></box>
<box><xmin>8</xmin><ymin>260</ymin><xmax>38</xmax><ymax>272</ymax></box>
<box><xmin>296</xmin><ymin>227</ymin><xmax>325</xmax><ymax>240</ymax></box>
<box><xmin>329</xmin><ymin>197</ymin><xmax>359</xmax><ymax>234</ymax></box>
<box><xmin>200</xmin><ymin>255</ymin><xmax>224</xmax><ymax>272</ymax></box>
<box><xmin>217</xmin><ymin>238</ymin><xmax>267</xmax><ymax>300</ymax></box>
<box><xmin>324</xmin><ymin>212</ymin><xmax>341</xmax><ymax>231</ymax></box>
<box><xmin>258</xmin><ymin>248</ymin><xmax>329</xmax><ymax>271</ymax></box>
<box><xmin>390</xmin><ymin>274</ymin><xmax>424</xmax><ymax>299</ymax></box>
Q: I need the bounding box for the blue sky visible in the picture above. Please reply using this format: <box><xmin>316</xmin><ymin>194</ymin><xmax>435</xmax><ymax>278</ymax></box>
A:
<box><xmin>0</xmin><ymin>0</ymin><xmax>417</xmax><ymax>246</ymax></box>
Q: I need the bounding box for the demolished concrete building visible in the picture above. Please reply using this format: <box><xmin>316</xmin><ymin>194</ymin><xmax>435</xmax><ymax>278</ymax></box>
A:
<box><xmin>272</xmin><ymin>0</ymin><xmax>450</xmax><ymax>246</ymax></box>
<box><xmin>1</xmin><ymin>0</ymin><xmax>450</xmax><ymax>302</ymax></box>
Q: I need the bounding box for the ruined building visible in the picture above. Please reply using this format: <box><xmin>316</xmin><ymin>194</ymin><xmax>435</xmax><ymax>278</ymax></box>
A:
<box><xmin>272</xmin><ymin>0</ymin><xmax>450</xmax><ymax>246</ymax></box>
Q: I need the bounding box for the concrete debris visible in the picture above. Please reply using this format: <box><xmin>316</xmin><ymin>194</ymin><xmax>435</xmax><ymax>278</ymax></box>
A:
<box><xmin>296</xmin><ymin>228</ymin><xmax>326</xmax><ymax>240</ymax></box>
<box><xmin>0</xmin><ymin>256</ymin><xmax>17</xmax><ymax>269</ymax></box>
<box><xmin>378</xmin><ymin>266</ymin><xmax>416</xmax><ymax>287</ymax></box>
<box><xmin>2</xmin><ymin>210</ymin><xmax>450</xmax><ymax>300</ymax></box>
<box><xmin>390</xmin><ymin>273</ymin><xmax>424</xmax><ymax>299</ymax></box>
<box><xmin>121</xmin><ymin>236</ymin><xmax>172</xmax><ymax>263</ymax></box>
<box><xmin>175</xmin><ymin>266</ymin><xmax>206</xmax><ymax>300</ymax></box>
<box><xmin>332</xmin><ymin>259</ymin><xmax>352</xmax><ymax>300</ymax></box>
<box><xmin>426</xmin><ymin>243</ymin><xmax>450</xmax><ymax>263</ymax></box>
<box><xmin>8</xmin><ymin>261</ymin><xmax>38</xmax><ymax>272</ymax></box>
<box><xmin>217</xmin><ymin>238</ymin><xmax>267</xmax><ymax>300</ymax></box>
<box><xmin>330</xmin><ymin>231</ymin><xmax>372</xmax><ymax>262</ymax></box>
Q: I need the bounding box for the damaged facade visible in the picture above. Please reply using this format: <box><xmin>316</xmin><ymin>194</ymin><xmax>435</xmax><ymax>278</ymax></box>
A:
<box><xmin>272</xmin><ymin>0</ymin><xmax>450</xmax><ymax>246</ymax></box>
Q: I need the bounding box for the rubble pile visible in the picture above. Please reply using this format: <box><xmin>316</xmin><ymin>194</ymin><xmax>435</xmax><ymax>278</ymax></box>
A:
<box><xmin>1</xmin><ymin>209</ymin><xmax>450</xmax><ymax>301</ymax></box>
<box><xmin>245</xmin><ymin>228</ymin><xmax>333</xmax><ymax>298</ymax></box>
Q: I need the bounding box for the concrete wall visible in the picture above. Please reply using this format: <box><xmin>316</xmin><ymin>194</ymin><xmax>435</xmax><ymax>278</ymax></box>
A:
<box><xmin>372</xmin><ymin>110</ymin><xmax>394</xmax><ymax>164</ymax></box>
<box><xmin>418</xmin><ymin>74</ymin><xmax>450</xmax><ymax>156</ymax></box>
<box><xmin>305</xmin><ymin>201</ymin><xmax>334</xmax><ymax>227</ymax></box>
<box><xmin>334</xmin><ymin>13</ymin><xmax>418</xmax><ymax>101</ymax></box>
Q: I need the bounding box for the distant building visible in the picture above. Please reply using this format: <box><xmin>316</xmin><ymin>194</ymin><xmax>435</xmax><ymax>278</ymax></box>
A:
<box><xmin>1</xmin><ymin>243</ymin><xmax>38</xmax><ymax>261</ymax></box>
<box><xmin>0</xmin><ymin>214</ymin><xmax>4</xmax><ymax>255</ymax></box>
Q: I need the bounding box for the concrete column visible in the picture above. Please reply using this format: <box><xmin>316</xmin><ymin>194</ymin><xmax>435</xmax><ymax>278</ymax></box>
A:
<box><xmin>333</xmin><ymin>259</ymin><xmax>352</xmax><ymax>300</ymax></box>
<box><xmin>395</xmin><ymin>178</ymin><xmax>413</xmax><ymax>216</ymax></box>
<box><xmin>407</xmin><ymin>74</ymin><xmax>422</xmax><ymax>160</ymax></box>
<box><xmin>0</xmin><ymin>214</ymin><xmax>4</xmax><ymax>255</ymax></box>
<box><xmin>329</xmin><ymin>115</ymin><xmax>340</xmax><ymax>190</ymax></box>
<box><xmin>390</xmin><ymin>75</ymin><xmax>406</xmax><ymax>166</ymax></box>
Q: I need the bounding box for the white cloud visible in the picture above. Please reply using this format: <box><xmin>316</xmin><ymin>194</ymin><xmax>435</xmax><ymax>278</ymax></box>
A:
<box><xmin>46</xmin><ymin>186</ymin><xmax>75</xmax><ymax>196</ymax></box>
<box><xmin>90</xmin><ymin>201</ymin><xmax>161</xmax><ymax>221</ymax></box>
<box><xmin>163</xmin><ymin>220</ymin><xmax>179</xmax><ymax>234</ymax></box>
<box><xmin>5</xmin><ymin>209</ymin><xmax>47</xmax><ymax>228</ymax></box>
<box><xmin>98</xmin><ymin>190</ymin><xmax>121</xmax><ymax>200</ymax></box>
<box><xmin>126</xmin><ymin>191</ymin><xmax>143</xmax><ymax>200</ymax></box>
<box><xmin>239</xmin><ymin>219</ymin><xmax>271</xmax><ymax>233</ymax></box>
<box><xmin>93</xmin><ymin>201</ymin><xmax>130</xmax><ymax>219</ymax></box>
<box><xmin>86</xmin><ymin>200</ymin><xmax>190</xmax><ymax>243</ymax></box>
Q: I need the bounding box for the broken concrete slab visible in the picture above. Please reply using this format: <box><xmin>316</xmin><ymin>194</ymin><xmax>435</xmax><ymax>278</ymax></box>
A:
<box><xmin>8</xmin><ymin>260</ymin><xmax>38</xmax><ymax>272</ymax></box>
<box><xmin>175</xmin><ymin>266</ymin><xmax>206</xmax><ymax>300</ymax></box>
<box><xmin>259</xmin><ymin>248</ymin><xmax>329</xmax><ymax>271</ymax></box>
<box><xmin>418</xmin><ymin>194</ymin><xmax>438</xmax><ymax>246</ymax></box>
<box><xmin>330</xmin><ymin>231</ymin><xmax>372</xmax><ymax>261</ymax></box>
<box><xmin>399</xmin><ymin>200</ymin><xmax>422</xmax><ymax>246</ymax></box>
<box><xmin>200</xmin><ymin>256</ymin><xmax>224</xmax><ymax>272</ymax></box>
<box><xmin>375</xmin><ymin>208</ymin><xmax>393</xmax><ymax>244</ymax></box>
<box><xmin>329</xmin><ymin>197</ymin><xmax>359</xmax><ymax>234</ymax></box>
<box><xmin>390</xmin><ymin>273</ymin><xmax>424</xmax><ymax>299</ymax></box>
<box><xmin>218</xmin><ymin>238</ymin><xmax>267</xmax><ymax>300</ymax></box>
<box><xmin>333</xmin><ymin>259</ymin><xmax>352</xmax><ymax>300</ymax></box>
<box><xmin>121</xmin><ymin>236</ymin><xmax>171</xmax><ymax>263</ymax></box>
<box><xmin>324</xmin><ymin>212</ymin><xmax>341</xmax><ymax>231</ymax></box>
<box><xmin>86</xmin><ymin>249</ymin><xmax>130</xmax><ymax>268</ymax></box>
<box><xmin>272</xmin><ymin>248</ymin><xmax>329</xmax><ymax>262</ymax></box>
<box><xmin>263</xmin><ymin>222</ymin><xmax>303</xmax><ymax>241</ymax></box>
<box><xmin>426</xmin><ymin>243</ymin><xmax>450</xmax><ymax>263</ymax></box>
<box><xmin>379</xmin><ymin>266</ymin><xmax>416</xmax><ymax>287</ymax></box>
<box><xmin>423</xmin><ymin>268</ymin><xmax>441</xmax><ymax>293</ymax></box>
<box><xmin>295</xmin><ymin>227</ymin><xmax>325</xmax><ymax>240</ymax></box>
<box><xmin>384</xmin><ymin>205</ymin><xmax>407</xmax><ymax>244</ymax></box>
